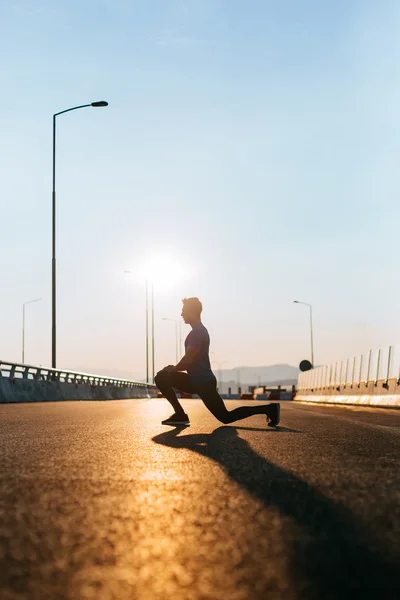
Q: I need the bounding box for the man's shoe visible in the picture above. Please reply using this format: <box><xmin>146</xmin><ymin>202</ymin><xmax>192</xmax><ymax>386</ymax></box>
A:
<box><xmin>266</xmin><ymin>403</ymin><xmax>280</xmax><ymax>427</ymax></box>
<box><xmin>161</xmin><ymin>412</ymin><xmax>190</xmax><ymax>426</ymax></box>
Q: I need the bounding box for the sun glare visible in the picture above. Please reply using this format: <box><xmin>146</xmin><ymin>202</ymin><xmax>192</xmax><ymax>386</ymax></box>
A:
<box><xmin>139</xmin><ymin>256</ymin><xmax>187</xmax><ymax>290</ymax></box>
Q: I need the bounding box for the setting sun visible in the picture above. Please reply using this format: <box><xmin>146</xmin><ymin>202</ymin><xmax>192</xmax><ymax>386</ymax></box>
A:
<box><xmin>138</xmin><ymin>255</ymin><xmax>188</xmax><ymax>290</ymax></box>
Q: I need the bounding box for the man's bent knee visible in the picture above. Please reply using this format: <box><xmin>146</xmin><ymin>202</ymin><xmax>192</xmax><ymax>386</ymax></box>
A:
<box><xmin>155</xmin><ymin>371</ymin><xmax>170</xmax><ymax>387</ymax></box>
<box><xmin>215</xmin><ymin>413</ymin><xmax>231</xmax><ymax>424</ymax></box>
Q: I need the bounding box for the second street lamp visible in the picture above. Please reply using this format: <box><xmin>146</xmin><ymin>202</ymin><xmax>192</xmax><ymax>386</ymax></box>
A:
<box><xmin>52</xmin><ymin>100</ymin><xmax>108</xmax><ymax>368</ymax></box>
<box><xmin>294</xmin><ymin>300</ymin><xmax>314</xmax><ymax>367</ymax></box>
<box><xmin>162</xmin><ymin>318</ymin><xmax>179</xmax><ymax>363</ymax></box>
<box><xmin>124</xmin><ymin>271</ymin><xmax>153</xmax><ymax>384</ymax></box>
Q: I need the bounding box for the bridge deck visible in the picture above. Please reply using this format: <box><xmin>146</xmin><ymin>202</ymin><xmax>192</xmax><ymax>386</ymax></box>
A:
<box><xmin>0</xmin><ymin>400</ymin><xmax>399</xmax><ymax>599</ymax></box>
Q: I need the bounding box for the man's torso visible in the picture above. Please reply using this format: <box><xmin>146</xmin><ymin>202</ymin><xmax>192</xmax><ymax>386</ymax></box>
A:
<box><xmin>185</xmin><ymin>323</ymin><xmax>215</xmax><ymax>386</ymax></box>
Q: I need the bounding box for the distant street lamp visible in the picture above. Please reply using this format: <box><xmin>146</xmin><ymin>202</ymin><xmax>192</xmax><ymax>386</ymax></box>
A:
<box><xmin>124</xmin><ymin>271</ymin><xmax>153</xmax><ymax>384</ymax></box>
<box><xmin>22</xmin><ymin>298</ymin><xmax>42</xmax><ymax>363</ymax></box>
<box><xmin>212</xmin><ymin>360</ymin><xmax>229</xmax><ymax>393</ymax></box>
<box><xmin>162</xmin><ymin>318</ymin><xmax>179</xmax><ymax>363</ymax></box>
<box><xmin>126</xmin><ymin>256</ymin><xmax>185</xmax><ymax>383</ymax></box>
<box><xmin>151</xmin><ymin>283</ymin><xmax>155</xmax><ymax>382</ymax></box>
<box><xmin>294</xmin><ymin>300</ymin><xmax>314</xmax><ymax>367</ymax></box>
<box><xmin>52</xmin><ymin>100</ymin><xmax>108</xmax><ymax>368</ymax></box>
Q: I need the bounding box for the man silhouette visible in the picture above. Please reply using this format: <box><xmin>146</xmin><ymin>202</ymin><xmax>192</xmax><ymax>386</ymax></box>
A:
<box><xmin>155</xmin><ymin>297</ymin><xmax>280</xmax><ymax>427</ymax></box>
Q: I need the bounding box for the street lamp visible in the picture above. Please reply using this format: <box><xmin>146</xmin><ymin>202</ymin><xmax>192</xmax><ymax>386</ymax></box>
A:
<box><xmin>124</xmin><ymin>272</ymin><xmax>154</xmax><ymax>384</ymax></box>
<box><xmin>212</xmin><ymin>359</ymin><xmax>229</xmax><ymax>393</ymax></box>
<box><xmin>52</xmin><ymin>100</ymin><xmax>108</xmax><ymax>368</ymax></box>
<box><xmin>22</xmin><ymin>298</ymin><xmax>42</xmax><ymax>363</ymax></box>
<box><xmin>151</xmin><ymin>282</ymin><xmax>155</xmax><ymax>383</ymax></box>
<box><xmin>294</xmin><ymin>300</ymin><xmax>314</xmax><ymax>367</ymax></box>
<box><xmin>162</xmin><ymin>318</ymin><xmax>179</xmax><ymax>363</ymax></box>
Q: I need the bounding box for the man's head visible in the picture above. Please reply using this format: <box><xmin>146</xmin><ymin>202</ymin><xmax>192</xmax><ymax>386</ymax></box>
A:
<box><xmin>181</xmin><ymin>297</ymin><xmax>202</xmax><ymax>325</ymax></box>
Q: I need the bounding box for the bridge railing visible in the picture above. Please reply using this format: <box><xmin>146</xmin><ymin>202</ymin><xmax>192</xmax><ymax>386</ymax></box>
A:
<box><xmin>0</xmin><ymin>360</ymin><xmax>156</xmax><ymax>390</ymax></box>
<box><xmin>298</xmin><ymin>344</ymin><xmax>400</xmax><ymax>392</ymax></box>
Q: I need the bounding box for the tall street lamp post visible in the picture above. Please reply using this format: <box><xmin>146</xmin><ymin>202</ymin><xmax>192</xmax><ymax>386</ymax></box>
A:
<box><xmin>52</xmin><ymin>100</ymin><xmax>108</xmax><ymax>368</ymax></box>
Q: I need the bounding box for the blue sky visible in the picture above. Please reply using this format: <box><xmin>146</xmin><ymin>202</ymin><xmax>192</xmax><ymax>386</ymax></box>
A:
<box><xmin>1</xmin><ymin>0</ymin><xmax>399</xmax><ymax>379</ymax></box>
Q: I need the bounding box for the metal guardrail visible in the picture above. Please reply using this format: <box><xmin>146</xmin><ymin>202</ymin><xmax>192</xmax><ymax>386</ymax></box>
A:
<box><xmin>0</xmin><ymin>360</ymin><xmax>156</xmax><ymax>390</ymax></box>
<box><xmin>298</xmin><ymin>344</ymin><xmax>400</xmax><ymax>392</ymax></box>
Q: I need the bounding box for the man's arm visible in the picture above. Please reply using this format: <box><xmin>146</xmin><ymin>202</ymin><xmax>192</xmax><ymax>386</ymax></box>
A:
<box><xmin>163</xmin><ymin>347</ymin><xmax>200</xmax><ymax>373</ymax></box>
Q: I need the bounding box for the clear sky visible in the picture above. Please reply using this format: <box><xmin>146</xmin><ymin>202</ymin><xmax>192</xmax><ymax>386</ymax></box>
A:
<box><xmin>1</xmin><ymin>0</ymin><xmax>399</xmax><ymax>380</ymax></box>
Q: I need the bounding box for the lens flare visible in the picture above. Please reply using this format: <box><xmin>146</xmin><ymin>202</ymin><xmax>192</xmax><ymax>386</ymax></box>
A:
<box><xmin>139</xmin><ymin>256</ymin><xmax>187</xmax><ymax>290</ymax></box>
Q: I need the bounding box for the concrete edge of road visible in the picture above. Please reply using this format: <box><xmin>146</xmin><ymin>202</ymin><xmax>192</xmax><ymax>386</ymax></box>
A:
<box><xmin>295</xmin><ymin>394</ymin><xmax>400</xmax><ymax>408</ymax></box>
<box><xmin>0</xmin><ymin>378</ymin><xmax>157</xmax><ymax>404</ymax></box>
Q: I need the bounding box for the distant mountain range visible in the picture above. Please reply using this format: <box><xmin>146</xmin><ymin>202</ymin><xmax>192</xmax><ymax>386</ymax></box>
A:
<box><xmin>213</xmin><ymin>364</ymin><xmax>299</xmax><ymax>386</ymax></box>
<box><xmin>81</xmin><ymin>363</ymin><xmax>300</xmax><ymax>385</ymax></box>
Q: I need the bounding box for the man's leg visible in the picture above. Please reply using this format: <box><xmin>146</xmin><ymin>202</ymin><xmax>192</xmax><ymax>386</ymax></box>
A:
<box><xmin>198</xmin><ymin>382</ymin><xmax>280</xmax><ymax>426</ymax></box>
<box><xmin>154</xmin><ymin>370</ymin><xmax>195</xmax><ymax>415</ymax></box>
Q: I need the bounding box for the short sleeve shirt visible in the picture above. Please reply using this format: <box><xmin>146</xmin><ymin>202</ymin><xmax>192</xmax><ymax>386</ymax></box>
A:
<box><xmin>184</xmin><ymin>323</ymin><xmax>215</xmax><ymax>385</ymax></box>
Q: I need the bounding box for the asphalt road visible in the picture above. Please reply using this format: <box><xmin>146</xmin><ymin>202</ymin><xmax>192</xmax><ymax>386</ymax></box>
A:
<box><xmin>0</xmin><ymin>399</ymin><xmax>399</xmax><ymax>600</ymax></box>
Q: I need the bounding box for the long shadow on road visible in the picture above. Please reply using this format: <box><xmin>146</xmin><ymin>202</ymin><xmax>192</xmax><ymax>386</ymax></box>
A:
<box><xmin>152</xmin><ymin>426</ymin><xmax>399</xmax><ymax>599</ymax></box>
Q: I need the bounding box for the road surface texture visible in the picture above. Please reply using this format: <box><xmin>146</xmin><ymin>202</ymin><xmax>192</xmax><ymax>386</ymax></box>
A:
<box><xmin>0</xmin><ymin>399</ymin><xmax>399</xmax><ymax>600</ymax></box>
